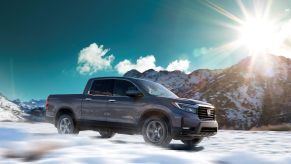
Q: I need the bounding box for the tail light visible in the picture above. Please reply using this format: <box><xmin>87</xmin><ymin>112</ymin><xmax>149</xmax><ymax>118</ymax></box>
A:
<box><xmin>45</xmin><ymin>99</ymin><xmax>49</xmax><ymax>110</ymax></box>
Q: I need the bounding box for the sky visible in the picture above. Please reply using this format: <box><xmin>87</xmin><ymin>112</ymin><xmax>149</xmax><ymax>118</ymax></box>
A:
<box><xmin>0</xmin><ymin>0</ymin><xmax>291</xmax><ymax>101</ymax></box>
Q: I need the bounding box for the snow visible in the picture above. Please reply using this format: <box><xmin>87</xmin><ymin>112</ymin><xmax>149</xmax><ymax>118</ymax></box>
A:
<box><xmin>0</xmin><ymin>108</ymin><xmax>20</xmax><ymax>122</ymax></box>
<box><xmin>0</xmin><ymin>122</ymin><xmax>290</xmax><ymax>163</ymax></box>
<box><xmin>0</xmin><ymin>96</ymin><xmax>22</xmax><ymax>121</ymax></box>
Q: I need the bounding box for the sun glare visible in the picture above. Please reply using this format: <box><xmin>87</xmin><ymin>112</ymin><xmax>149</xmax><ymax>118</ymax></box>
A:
<box><xmin>238</xmin><ymin>17</ymin><xmax>277</xmax><ymax>54</ymax></box>
<box><xmin>205</xmin><ymin>0</ymin><xmax>291</xmax><ymax>57</ymax></box>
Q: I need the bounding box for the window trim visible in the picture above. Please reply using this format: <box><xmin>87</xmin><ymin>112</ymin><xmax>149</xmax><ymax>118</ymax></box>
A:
<box><xmin>87</xmin><ymin>78</ymin><xmax>144</xmax><ymax>97</ymax></box>
<box><xmin>112</xmin><ymin>79</ymin><xmax>143</xmax><ymax>97</ymax></box>
<box><xmin>88</xmin><ymin>79</ymin><xmax>114</xmax><ymax>97</ymax></box>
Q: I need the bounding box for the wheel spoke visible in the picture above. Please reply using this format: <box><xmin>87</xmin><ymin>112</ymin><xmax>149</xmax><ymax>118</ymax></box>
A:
<box><xmin>157</xmin><ymin>132</ymin><xmax>160</xmax><ymax>138</ymax></box>
<box><xmin>148</xmin><ymin>129</ymin><xmax>154</xmax><ymax>134</ymax></box>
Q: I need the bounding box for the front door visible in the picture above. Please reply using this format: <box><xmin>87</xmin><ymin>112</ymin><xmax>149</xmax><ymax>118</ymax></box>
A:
<box><xmin>81</xmin><ymin>79</ymin><xmax>113</xmax><ymax>125</ymax></box>
<box><xmin>106</xmin><ymin>79</ymin><xmax>144</xmax><ymax>127</ymax></box>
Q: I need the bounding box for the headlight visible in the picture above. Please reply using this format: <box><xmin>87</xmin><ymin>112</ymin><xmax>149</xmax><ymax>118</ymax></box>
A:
<box><xmin>172</xmin><ymin>102</ymin><xmax>199</xmax><ymax>113</ymax></box>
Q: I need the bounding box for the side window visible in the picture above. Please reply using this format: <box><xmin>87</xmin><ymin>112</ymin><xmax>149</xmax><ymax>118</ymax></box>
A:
<box><xmin>113</xmin><ymin>80</ymin><xmax>139</xmax><ymax>96</ymax></box>
<box><xmin>90</xmin><ymin>79</ymin><xmax>113</xmax><ymax>96</ymax></box>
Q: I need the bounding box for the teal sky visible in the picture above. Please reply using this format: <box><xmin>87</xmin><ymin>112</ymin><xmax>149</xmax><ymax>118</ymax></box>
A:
<box><xmin>1</xmin><ymin>0</ymin><xmax>290</xmax><ymax>100</ymax></box>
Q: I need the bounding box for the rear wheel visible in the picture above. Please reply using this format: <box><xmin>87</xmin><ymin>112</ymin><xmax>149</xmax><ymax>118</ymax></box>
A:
<box><xmin>57</xmin><ymin>114</ymin><xmax>79</xmax><ymax>134</ymax></box>
<box><xmin>181</xmin><ymin>138</ymin><xmax>203</xmax><ymax>148</ymax></box>
<box><xmin>99</xmin><ymin>130</ymin><xmax>115</xmax><ymax>138</ymax></box>
<box><xmin>142</xmin><ymin>116</ymin><xmax>172</xmax><ymax>147</ymax></box>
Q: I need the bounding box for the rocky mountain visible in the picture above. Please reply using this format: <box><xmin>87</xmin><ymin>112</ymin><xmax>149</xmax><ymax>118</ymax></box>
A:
<box><xmin>0</xmin><ymin>94</ymin><xmax>22</xmax><ymax>121</ymax></box>
<box><xmin>13</xmin><ymin>99</ymin><xmax>46</xmax><ymax>121</ymax></box>
<box><xmin>13</xmin><ymin>99</ymin><xmax>45</xmax><ymax>111</ymax></box>
<box><xmin>124</xmin><ymin>55</ymin><xmax>291</xmax><ymax>130</ymax></box>
<box><xmin>125</xmin><ymin>69</ymin><xmax>223</xmax><ymax>97</ymax></box>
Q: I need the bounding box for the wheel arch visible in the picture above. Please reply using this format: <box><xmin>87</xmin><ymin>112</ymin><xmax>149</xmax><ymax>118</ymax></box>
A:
<box><xmin>138</xmin><ymin>109</ymin><xmax>172</xmax><ymax>131</ymax></box>
<box><xmin>55</xmin><ymin>107</ymin><xmax>77</xmax><ymax>126</ymax></box>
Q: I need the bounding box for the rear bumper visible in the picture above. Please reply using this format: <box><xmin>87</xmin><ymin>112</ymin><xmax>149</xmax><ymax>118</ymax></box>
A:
<box><xmin>171</xmin><ymin>120</ymin><xmax>218</xmax><ymax>140</ymax></box>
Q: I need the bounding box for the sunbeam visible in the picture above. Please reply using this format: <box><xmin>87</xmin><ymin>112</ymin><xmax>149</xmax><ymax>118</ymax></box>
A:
<box><xmin>204</xmin><ymin>0</ymin><xmax>291</xmax><ymax>57</ymax></box>
<box><xmin>202</xmin><ymin>0</ymin><xmax>291</xmax><ymax>77</ymax></box>
<box><xmin>205</xmin><ymin>0</ymin><xmax>244</xmax><ymax>24</ymax></box>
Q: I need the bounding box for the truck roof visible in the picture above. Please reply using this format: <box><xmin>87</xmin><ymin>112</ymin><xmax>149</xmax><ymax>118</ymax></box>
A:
<box><xmin>88</xmin><ymin>76</ymin><xmax>147</xmax><ymax>82</ymax></box>
<box><xmin>84</xmin><ymin>76</ymin><xmax>153</xmax><ymax>95</ymax></box>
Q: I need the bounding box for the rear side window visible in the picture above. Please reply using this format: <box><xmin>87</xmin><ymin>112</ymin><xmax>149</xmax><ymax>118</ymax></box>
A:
<box><xmin>90</xmin><ymin>79</ymin><xmax>113</xmax><ymax>96</ymax></box>
<box><xmin>113</xmin><ymin>80</ymin><xmax>139</xmax><ymax>96</ymax></box>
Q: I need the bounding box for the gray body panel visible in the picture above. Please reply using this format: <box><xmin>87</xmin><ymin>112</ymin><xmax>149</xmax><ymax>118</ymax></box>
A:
<box><xmin>46</xmin><ymin>77</ymin><xmax>218</xmax><ymax>139</ymax></box>
<box><xmin>81</xmin><ymin>95</ymin><xmax>109</xmax><ymax>122</ymax></box>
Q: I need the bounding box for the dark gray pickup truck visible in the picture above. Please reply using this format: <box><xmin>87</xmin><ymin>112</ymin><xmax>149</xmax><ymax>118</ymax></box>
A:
<box><xmin>46</xmin><ymin>77</ymin><xmax>218</xmax><ymax>147</ymax></box>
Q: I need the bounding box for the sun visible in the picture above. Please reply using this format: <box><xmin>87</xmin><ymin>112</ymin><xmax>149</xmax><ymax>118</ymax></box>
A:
<box><xmin>204</xmin><ymin>0</ymin><xmax>291</xmax><ymax>57</ymax></box>
<box><xmin>238</xmin><ymin>17</ymin><xmax>277</xmax><ymax>54</ymax></box>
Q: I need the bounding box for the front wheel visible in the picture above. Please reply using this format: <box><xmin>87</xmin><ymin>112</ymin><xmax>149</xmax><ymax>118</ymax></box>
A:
<box><xmin>142</xmin><ymin>116</ymin><xmax>172</xmax><ymax>147</ymax></box>
<box><xmin>181</xmin><ymin>138</ymin><xmax>203</xmax><ymax>148</ymax></box>
<box><xmin>57</xmin><ymin>114</ymin><xmax>79</xmax><ymax>134</ymax></box>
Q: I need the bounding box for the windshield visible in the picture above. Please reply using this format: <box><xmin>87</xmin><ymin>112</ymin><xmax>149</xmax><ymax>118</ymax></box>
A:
<box><xmin>141</xmin><ymin>80</ymin><xmax>178</xmax><ymax>98</ymax></box>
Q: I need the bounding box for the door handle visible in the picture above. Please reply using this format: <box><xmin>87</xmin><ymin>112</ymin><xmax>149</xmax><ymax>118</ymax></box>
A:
<box><xmin>104</xmin><ymin>112</ymin><xmax>111</xmax><ymax>116</ymax></box>
<box><xmin>108</xmin><ymin>99</ymin><xmax>116</xmax><ymax>102</ymax></box>
<box><xmin>85</xmin><ymin>98</ymin><xmax>92</xmax><ymax>101</ymax></box>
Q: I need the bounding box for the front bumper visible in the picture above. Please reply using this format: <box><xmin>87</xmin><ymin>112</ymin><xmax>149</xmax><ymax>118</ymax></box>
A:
<box><xmin>170</xmin><ymin>109</ymin><xmax>218</xmax><ymax>139</ymax></box>
<box><xmin>172</xmin><ymin>120</ymin><xmax>218</xmax><ymax>140</ymax></box>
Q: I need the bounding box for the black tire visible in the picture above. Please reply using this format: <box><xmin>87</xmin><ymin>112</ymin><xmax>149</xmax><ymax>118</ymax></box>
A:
<box><xmin>181</xmin><ymin>138</ymin><xmax>203</xmax><ymax>148</ymax></box>
<box><xmin>57</xmin><ymin>114</ymin><xmax>79</xmax><ymax>134</ymax></box>
<box><xmin>142</xmin><ymin>116</ymin><xmax>172</xmax><ymax>147</ymax></box>
<box><xmin>98</xmin><ymin>130</ymin><xmax>115</xmax><ymax>138</ymax></box>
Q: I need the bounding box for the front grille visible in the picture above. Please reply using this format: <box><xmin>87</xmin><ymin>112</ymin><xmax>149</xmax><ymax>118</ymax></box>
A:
<box><xmin>197</xmin><ymin>106</ymin><xmax>215</xmax><ymax>120</ymax></box>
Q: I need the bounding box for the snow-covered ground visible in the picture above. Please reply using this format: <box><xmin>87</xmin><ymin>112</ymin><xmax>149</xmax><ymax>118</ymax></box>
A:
<box><xmin>0</xmin><ymin>122</ymin><xmax>290</xmax><ymax>164</ymax></box>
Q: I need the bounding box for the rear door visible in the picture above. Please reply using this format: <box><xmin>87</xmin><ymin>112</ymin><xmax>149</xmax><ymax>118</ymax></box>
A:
<box><xmin>106</xmin><ymin>79</ymin><xmax>145</xmax><ymax>127</ymax></box>
<box><xmin>81</xmin><ymin>79</ymin><xmax>113</xmax><ymax>124</ymax></box>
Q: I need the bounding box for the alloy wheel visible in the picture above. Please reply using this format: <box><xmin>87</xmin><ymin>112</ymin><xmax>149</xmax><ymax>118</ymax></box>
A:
<box><xmin>146</xmin><ymin>120</ymin><xmax>165</xmax><ymax>143</ymax></box>
<box><xmin>59</xmin><ymin>117</ymin><xmax>73</xmax><ymax>134</ymax></box>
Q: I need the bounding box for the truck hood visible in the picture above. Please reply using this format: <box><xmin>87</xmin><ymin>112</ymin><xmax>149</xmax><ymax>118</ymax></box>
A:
<box><xmin>177</xmin><ymin>98</ymin><xmax>213</xmax><ymax>106</ymax></box>
<box><xmin>162</xmin><ymin>97</ymin><xmax>214</xmax><ymax>108</ymax></box>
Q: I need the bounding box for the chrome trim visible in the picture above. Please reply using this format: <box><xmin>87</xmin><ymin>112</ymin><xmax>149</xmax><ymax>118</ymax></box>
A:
<box><xmin>108</xmin><ymin>99</ymin><xmax>116</xmax><ymax>102</ymax></box>
<box><xmin>196</xmin><ymin>104</ymin><xmax>215</xmax><ymax>109</ymax></box>
<box><xmin>173</xmin><ymin>102</ymin><xmax>199</xmax><ymax>109</ymax></box>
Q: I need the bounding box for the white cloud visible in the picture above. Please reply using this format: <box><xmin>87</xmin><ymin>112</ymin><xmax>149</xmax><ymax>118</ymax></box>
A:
<box><xmin>166</xmin><ymin>59</ymin><xmax>190</xmax><ymax>72</ymax></box>
<box><xmin>77</xmin><ymin>43</ymin><xmax>115</xmax><ymax>75</ymax></box>
<box><xmin>115</xmin><ymin>55</ymin><xmax>163</xmax><ymax>74</ymax></box>
<box><xmin>115</xmin><ymin>55</ymin><xmax>190</xmax><ymax>74</ymax></box>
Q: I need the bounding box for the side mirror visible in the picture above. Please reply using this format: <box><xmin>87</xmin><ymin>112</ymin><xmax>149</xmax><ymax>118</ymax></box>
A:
<box><xmin>87</xmin><ymin>90</ymin><xmax>93</xmax><ymax>95</ymax></box>
<box><xmin>126</xmin><ymin>89</ymin><xmax>143</xmax><ymax>97</ymax></box>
